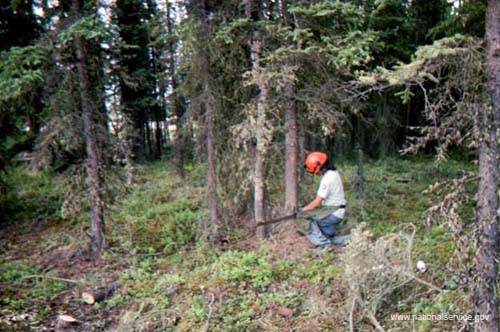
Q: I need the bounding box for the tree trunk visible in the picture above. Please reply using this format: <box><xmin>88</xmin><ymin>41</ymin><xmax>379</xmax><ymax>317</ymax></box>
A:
<box><xmin>150</xmin><ymin>46</ymin><xmax>163</xmax><ymax>158</ymax></box>
<box><xmin>282</xmin><ymin>0</ymin><xmax>298</xmax><ymax>214</ymax></box>
<box><xmin>161</xmin><ymin>1</ymin><xmax>172</xmax><ymax>147</ymax></box>
<box><xmin>167</xmin><ymin>1</ymin><xmax>184</xmax><ymax>177</ymax></box>
<box><xmin>145</xmin><ymin>120</ymin><xmax>153</xmax><ymax>157</ymax></box>
<box><xmin>284</xmin><ymin>92</ymin><xmax>298</xmax><ymax>214</ymax></box>
<box><xmin>173</xmin><ymin>110</ymin><xmax>184</xmax><ymax>177</ymax></box>
<box><xmin>206</xmin><ymin>95</ymin><xmax>219</xmax><ymax>242</ymax></box>
<box><xmin>252</xmin><ymin>32</ymin><xmax>268</xmax><ymax>238</ymax></box>
<box><xmin>190</xmin><ymin>0</ymin><xmax>220</xmax><ymax>242</ymax></box>
<box><xmin>72</xmin><ymin>0</ymin><xmax>105</xmax><ymax>256</ymax></box>
<box><xmin>115</xmin><ymin>0</ymin><xmax>150</xmax><ymax>162</ymax></box>
<box><xmin>474</xmin><ymin>1</ymin><xmax>500</xmax><ymax>331</ymax></box>
<box><xmin>356</xmin><ymin>142</ymin><xmax>364</xmax><ymax>197</ymax></box>
<box><xmin>245</xmin><ymin>0</ymin><xmax>268</xmax><ymax>238</ymax></box>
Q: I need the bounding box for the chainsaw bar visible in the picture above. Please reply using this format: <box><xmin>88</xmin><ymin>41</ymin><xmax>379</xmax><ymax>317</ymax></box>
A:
<box><xmin>256</xmin><ymin>213</ymin><xmax>297</xmax><ymax>227</ymax></box>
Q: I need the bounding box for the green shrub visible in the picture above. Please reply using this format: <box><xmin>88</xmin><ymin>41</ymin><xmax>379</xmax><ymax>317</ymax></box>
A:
<box><xmin>215</xmin><ymin>294</ymin><xmax>260</xmax><ymax>332</ymax></box>
<box><xmin>217</xmin><ymin>251</ymin><xmax>274</xmax><ymax>290</ymax></box>
<box><xmin>0</xmin><ymin>167</ymin><xmax>63</xmax><ymax>223</ymax></box>
<box><xmin>114</xmin><ymin>184</ymin><xmax>203</xmax><ymax>254</ymax></box>
<box><xmin>187</xmin><ymin>295</ymin><xmax>206</xmax><ymax>322</ymax></box>
<box><xmin>292</xmin><ymin>254</ymin><xmax>342</xmax><ymax>285</ymax></box>
<box><xmin>262</xmin><ymin>290</ymin><xmax>303</xmax><ymax>309</ymax></box>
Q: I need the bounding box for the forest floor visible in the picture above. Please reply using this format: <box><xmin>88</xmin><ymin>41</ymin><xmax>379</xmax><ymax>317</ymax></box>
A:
<box><xmin>0</xmin><ymin>157</ymin><xmax>480</xmax><ymax>332</ymax></box>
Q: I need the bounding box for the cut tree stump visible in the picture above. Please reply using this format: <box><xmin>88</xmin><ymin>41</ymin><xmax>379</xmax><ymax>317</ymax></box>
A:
<box><xmin>81</xmin><ymin>281</ymin><xmax>119</xmax><ymax>305</ymax></box>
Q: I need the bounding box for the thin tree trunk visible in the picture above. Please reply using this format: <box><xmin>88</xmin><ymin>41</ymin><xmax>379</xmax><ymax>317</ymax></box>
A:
<box><xmin>167</xmin><ymin>1</ymin><xmax>184</xmax><ymax>177</ymax></box>
<box><xmin>245</xmin><ymin>0</ymin><xmax>268</xmax><ymax>237</ymax></box>
<box><xmin>195</xmin><ymin>0</ymin><xmax>220</xmax><ymax>242</ymax></box>
<box><xmin>252</xmin><ymin>32</ymin><xmax>268</xmax><ymax>238</ymax></box>
<box><xmin>72</xmin><ymin>0</ymin><xmax>104</xmax><ymax>256</ymax></box>
<box><xmin>151</xmin><ymin>47</ymin><xmax>163</xmax><ymax>158</ymax></box>
<box><xmin>164</xmin><ymin>119</ymin><xmax>170</xmax><ymax>146</ymax></box>
<box><xmin>282</xmin><ymin>0</ymin><xmax>298</xmax><ymax>214</ymax></box>
<box><xmin>356</xmin><ymin>142</ymin><xmax>364</xmax><ymax>197</ymax></box>
<box><xmin>147</xmin><ymin>0</ymin><xmax>164</xmax><ymax>157</ymax></box>
<box><xmin>206</xmin><ymin>96</ymin><xmax>219</xmax><ymax>241</ymax></box>
<box><xmin>145</xmin><ymin>120</ymin><xmax>153</xmax><ymax>157</ymax></box>
<box><xmin>154</xmin><ymin>110</ymin><xmax>162</xmax><ymax>158</ymax></box>
<box><xmin>160</xmin><ymin>2</ymin><xmax>171</xmax><ymax>147</ymax></box>
<box><xmin>284</xmin><ymin>91</ymin><xmax>298</xmax><ymax>213</ymax></box>
<box><xmin>132</xmin><ymin>105</ymin><xmax>146</xmax><ymax>162</ymax></box>
<box><xmin>173</xmin><ymin>114</ymin><xmax>184</xmax><ymax>177</ymax></box>
<box><xmin>474</xmin><ymin>1</ymin><xmax>500</xmax><ymax>331</ymax></box>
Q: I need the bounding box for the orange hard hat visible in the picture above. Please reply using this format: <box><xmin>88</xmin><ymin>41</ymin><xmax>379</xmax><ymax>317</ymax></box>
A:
<box><xmin>304</xmin><ymin>152</ymin><xmax>329</xmax><ymax>175</ymax></box>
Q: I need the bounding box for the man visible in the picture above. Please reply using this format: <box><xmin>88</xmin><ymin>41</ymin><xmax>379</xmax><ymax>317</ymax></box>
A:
<box><xmin>301</xmin><ymin>151</ymin><xmax>349</xmax><ymax>248</ymax></box>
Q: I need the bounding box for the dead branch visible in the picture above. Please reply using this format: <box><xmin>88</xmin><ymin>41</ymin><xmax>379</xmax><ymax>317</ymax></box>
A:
<box><xmin>22</xmin><ymin>275</ymin><xmax>82</xmax><ymax>284</ymax></box>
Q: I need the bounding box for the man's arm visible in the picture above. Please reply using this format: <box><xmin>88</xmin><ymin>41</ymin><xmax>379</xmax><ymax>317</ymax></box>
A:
<box><xmin>302</xmin><ymin>195</ymin><xmax>323</xmax><ymax>212</ymax></box>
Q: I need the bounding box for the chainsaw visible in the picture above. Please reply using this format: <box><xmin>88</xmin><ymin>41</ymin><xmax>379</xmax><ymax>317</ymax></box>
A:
<box><xmin>256</xmin><ymin>211</ymin><xmax>301</xmax><ymax>227</ymax></box>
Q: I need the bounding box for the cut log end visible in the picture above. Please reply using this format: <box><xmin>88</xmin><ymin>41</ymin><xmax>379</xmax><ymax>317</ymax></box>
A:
<box><xmin>56</xmin><ymin>314</ymin><xmax>79</xmax><ymax>331</ymax></box>
<box><xmin>81</xmin><ymin>291</ymin><xmax>96</xmax><ymax>304</ymax></box>
<box><xmin>58</xmin><ymin>315</ymin><xmax>78</xmax><ymax>323</ymax></box>
<box><xmin>81</xmin><ymin>281</ymin><xmax>119</xmax><ymax>305</ymax></box>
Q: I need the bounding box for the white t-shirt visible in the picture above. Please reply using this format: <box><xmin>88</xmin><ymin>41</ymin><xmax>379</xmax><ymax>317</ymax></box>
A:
<box><xmin>317</xmin><ymin>170</ymin><xmax>346</xmax><ymax>218</ymax></box>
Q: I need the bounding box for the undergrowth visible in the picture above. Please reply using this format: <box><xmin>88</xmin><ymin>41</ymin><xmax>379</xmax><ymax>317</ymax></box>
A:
<box><xmin>0</xmin><ymin>166</ymin><xmax>63</xmax><ymax>224</ymax></box>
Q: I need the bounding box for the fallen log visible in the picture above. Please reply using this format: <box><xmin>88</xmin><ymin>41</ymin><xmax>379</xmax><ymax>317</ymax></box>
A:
<box><xmin>81</xmin><ymin>281</ymin><xmax>119</xmax><ymax>305</ymax></box>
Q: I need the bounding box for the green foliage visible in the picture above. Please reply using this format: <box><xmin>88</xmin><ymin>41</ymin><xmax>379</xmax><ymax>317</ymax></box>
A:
<box><xmin>125</xmin><ymin>193</ymin><xmax>199</xmax><ymax>251</ymax></box>
<box><xmin>360</xmin><ymin>34</ymin><xmax>482</xmax><ymax>89</ymax></box>
<box><xmin>115</xmin><ymin>190</ymin><xmax>201</xmax><ymax>253</ymax></box>
<box><xmin>111</xmin><ymin>163</ymin><xmax>206</xmax><ymax>254</ymax></box>
<box><xmin>286</xmin><ymin>2</ymin><xmax>379</xmax><ymax>69</ymax></box>
<box><xmin>368</xmin><ymin>0</ymin><xmax>414</xmax><ymax>64</ymax></box>
<box><xmin>318</xmin><ymin>30</ymin><xmax>378</xmax><ymax>68</ymax></box>
<box><xmin>261</xmin><ymin>290</ymin><xmax>304</xmax><ymax>309</ymax></box>
<box><xmin>118</xmin><ymin>266</ymin><xmax>171</xmax><ymax>308</ymax></box>
<box><xmin>0</xmin><ymin>262</ymin><xmax>65</xmax><ymax>318</ymax></box>
<box><xmin>406</xmin><ymin>291</ymin><xmax>469</xmax><ymax>332</ymax></box>
<box><xmin>59</xmin><ymin>15</ymin><xmax>111</xmax><ymax>44</ymax></box>
<box><xmin>0</xmin><ymin>44</ymin><xmax>47</xmax><ymax>163</ymax></box>
<box><xmin>0</xmin><ymin>45</ymin><xmax>47</xmax><ymax>102</ymax></box>
<box><xmin>289</xmin><ymin>2</ymin><xmax>366</xmax><ymax>31</ymax></box>
<box><xmin>215</xmin><ymin>295</ymin><xmax>259</xmax><ymax>332</ymax></box>
<box><xmin>432</xmin><ymin>0</ymin><xmax>486</xmax><ymax>38</ymax></box>
<box><xmin>0</xmin><ymin>166</ymin><xmax>63</xmax><ymax>223</ymax></box>
<box><xmin>291</xmin><ymin>254</ymin><xmax>342</xmax><ymax>285</ymax></box>
<box><xmin>217</xmin><ymin>251</ymin><xmax>274</xmax><ymax>290</ymax></box>
<box><xmin>186</xmin><ymin>295</ymin><xmax>206</xmax><ymax>322</ymax></box>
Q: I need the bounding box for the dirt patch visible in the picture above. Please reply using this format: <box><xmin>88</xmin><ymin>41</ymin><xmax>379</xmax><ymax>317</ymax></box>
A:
<box><xmin>265</xmin><ymin>223</ymin><xmax>314</xmax><ymax>259</ymax></box>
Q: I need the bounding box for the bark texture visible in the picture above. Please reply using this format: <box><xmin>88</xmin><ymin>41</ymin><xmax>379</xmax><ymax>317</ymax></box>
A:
<box><xmin>168</xmin><ymin>1</ymin><xmax>184</xmax><ymax>178</ymax></box>
<box><xmin>246</xmin><ymin>0</ymin><xmax>269</xmax><ymax>238</ymax></box>
<box><xmin>206</xmin><ymin>97</ymin><xmax>219</xmax><ymax>242</ymax></box>
<box><xmin>197</xmin><ymin>0</ymin><xmax>220</xmax><ymax>242</ymax></box>
<box><xmin>72</xmin><ymin>0</ymin><xmax>105</xmax><ymax>255</ymax></box>
<box><xmin>474</xmin><ymin>1</ymin><xmax>500</xmax><ymax>331</ymax></box>
<box><xmin>282</xmin><ymin>0</ymin><xmax>298</xmax><ymax>214</ymax></box>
